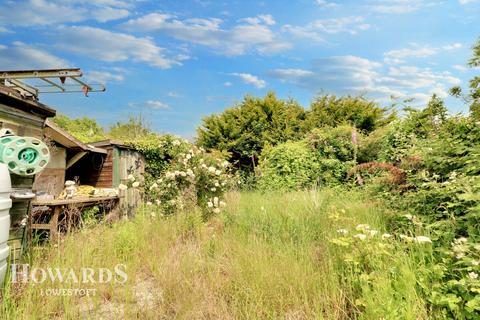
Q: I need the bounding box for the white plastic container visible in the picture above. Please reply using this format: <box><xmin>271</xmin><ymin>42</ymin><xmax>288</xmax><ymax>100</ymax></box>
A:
<box><xmin>0</xmin><ymin>163</ymin><xmax>11</xmax><ymax>285</ymax></box>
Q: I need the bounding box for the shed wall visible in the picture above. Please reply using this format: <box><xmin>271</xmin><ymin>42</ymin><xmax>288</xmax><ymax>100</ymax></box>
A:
<box><xmin>0</xmin><ymin>102</ymin><xmax>46</xmax><ymax>262</ymax></box>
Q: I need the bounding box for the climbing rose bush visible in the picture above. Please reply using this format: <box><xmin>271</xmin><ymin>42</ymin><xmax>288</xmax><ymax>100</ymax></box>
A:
<box><xmin>145</xmin><ymin>143</ymin><xmax>233</xmax><ymax>219</ymax></box>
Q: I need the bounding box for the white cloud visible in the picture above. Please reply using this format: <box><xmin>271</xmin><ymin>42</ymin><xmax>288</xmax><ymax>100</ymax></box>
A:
<box><xmin>84</xmin><ymin>70</ymin><xmax>125</xmax><ymax>83</ymax></box>
<box><xmin>384</xmin><ymin>43</ymin><xmax>463</xmax><ymax>64</ymax></box>
<box><xmin>123</xmin><ymin>13</ymin><xmax>291</xmax><ymax>56</ymax></box>
<box><xmin>223</xmin><ymin>81</ymin><xmax>233</xmax><ymax>87</ymax></box>
<box><xmin>442</xmin><ymin>43</ymin><xmax>462</xmax><ymax>50</ymax></box>
<box><xmin>92</xmin><ymin>7</ymin><xmax>130</xmax><ymax>22</ymax></box>
<box><xmin>269</xmin><ymin>55</ymin><xmax>460</xmax><ymax>105</ymax></box>
<box><xmin>269</xmin><ymin>68</ymin><xmax>315</xmax><ymax>81</ymax></box>
<box><xmin>367</xmin><ymin>0</ymin><xmax>432</xmax><ymax>14</ymax></box>
<box><xmin>384</xmin><ymin>47</ymin><xmax>437</xmax><ymax>64</ymax></box>
<box><xmin>0</xmin><ymin>42</ymin><xmax>69</xmax><ymax>69</ymax></box>
<box><xmin>54</xmin><ymin>26</ymin><xmax>184</xmax><ymax>69</ymax></box>
<box><xmin>239</xmin><ymin>14</ymin><xmax>276</xmax><ymax>26</ymax></box>
<box><xmin>129</xmin><ymin>100</ymin><xmax>170</xmax><ymax>110</ymax></box>
<box><xmin>230</xmin><ymin>73</ymin><xmax>266</xmax><ymax>88</ymax></box>
<box><xmin>144</xmin><ymin>100</ymin><xmax>170</xmax><ymax>109</ymax></box>
<box><xmin>459</xmin><ymin>0</ymin><xmax>479</xmax><ymax>4</ymax></box>
<box><xmin>453</xmin><ymin>64</ymin><xmax>468</xmax><ymax>72</ymax></box>
<box><xmin>315</xmin><ymin>0</ymin><xmax>338</xmax><ymax>8</ymax></box>
<box><xmin>283</xmin><ymin>16</ymin><xmax>370</xmax><ymax>42</ymax></box>
<box><xmin>0</xmin><ymin>0</ymin><xmax>133</xmax><ymax>26</ymax></box>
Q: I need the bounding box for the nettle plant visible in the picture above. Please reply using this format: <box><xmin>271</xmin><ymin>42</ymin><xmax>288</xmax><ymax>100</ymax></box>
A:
<box><xmin>145</xmin><ymin>142</ymin><xmax>233</xmax><ymax>219</ymax></box>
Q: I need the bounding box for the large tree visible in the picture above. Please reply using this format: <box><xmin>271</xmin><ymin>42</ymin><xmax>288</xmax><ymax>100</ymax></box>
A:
<box><xmin>196</xmin><ymin>92</ymin><xmax>307</xmax><ymax>172</ymax></box>
<box><xmin>306</xmin><ymin>95</ymin><xmax>394</xmax><ymax>133</ymax></box>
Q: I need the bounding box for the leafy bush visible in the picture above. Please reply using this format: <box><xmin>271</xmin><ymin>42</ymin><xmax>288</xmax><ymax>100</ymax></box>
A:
<box><xmin>145</xmin><ymin>144</ymin><xmax>234</xmax><ymax>219</ymax></box>
<box><xmin>305</xmin><ymin>95</ymin><xmax>395</xmax><ymax>133</ymax></box>
<box><xmin>129</xmin><ymin>134</ymin><xmax>190</xmax><ymax>185</ymax></box>
<box><xmin>306</xmin><ymin>125</ymin><xmax>357</xmax><ymax>185</ymax></box>
<box><xmin>197</xmin><ymin>92</ymin><xmax>307</xmax><ymax>173</ymax></box>
<box><xmin>257</xmin><ymin>141</ymin><xmax>319</xmax><ymax>191</ymax></box>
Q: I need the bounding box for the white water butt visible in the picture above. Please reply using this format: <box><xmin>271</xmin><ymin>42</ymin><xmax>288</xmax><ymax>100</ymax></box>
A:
<box><xmin>0</xmin><ymin>163</ymin><xmax>11</xmax><ymax>285</ymax></box>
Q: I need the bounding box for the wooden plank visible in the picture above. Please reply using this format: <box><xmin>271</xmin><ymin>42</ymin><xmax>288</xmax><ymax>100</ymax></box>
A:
<box><xmin>113</xmin><ymin>147</ymin><xmax>120</xmax><ymax>187</ymax></box>
<box><xmin>66</xmin><ymin>151</ymin><xmax>87</xmax><ymax>169</ymax></box>
<box><xmin>32</xmin><ymin>195</ymin><xmax>119</xmax><ymax>206</ymax></box>
<box><xmin>50</xmin><ymin>206</ymin><xmax>60</xmax><ymax>242</ymax></box>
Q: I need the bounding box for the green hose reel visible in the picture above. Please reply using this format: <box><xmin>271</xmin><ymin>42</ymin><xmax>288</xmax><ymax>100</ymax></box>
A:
<box><xmin>0</xmin><ymin>135</ymin><xmax>50</xmax><ymax>176</ymax></box>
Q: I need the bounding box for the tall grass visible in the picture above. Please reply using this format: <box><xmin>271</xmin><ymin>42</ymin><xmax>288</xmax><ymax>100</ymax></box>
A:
<box><xmin>0</xmin><ymin>190</ymin><xmax>432</xmax><ymax>319</ymax></box>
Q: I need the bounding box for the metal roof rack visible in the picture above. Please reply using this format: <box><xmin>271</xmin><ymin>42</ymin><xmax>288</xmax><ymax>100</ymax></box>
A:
<box><xmin>0</xmin><ymin>68</ymin><xmax>105</xmax><ymax>100</ymax></box>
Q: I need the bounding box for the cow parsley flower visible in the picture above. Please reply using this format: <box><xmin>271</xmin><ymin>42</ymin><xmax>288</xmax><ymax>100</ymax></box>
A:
<box><xmin>354</xmin><ymin>234</ymin><xmax>367</xmax><ymax>241</ymax></box>
<box><xmin>414</xmin><ymin>236</ymin><xmax>432</xmax><ymax>244</ymax></box>
<box><xmin>468</xmin><ymin>272</ymin><xmax>478</xmax><ymax>280</ymax></box>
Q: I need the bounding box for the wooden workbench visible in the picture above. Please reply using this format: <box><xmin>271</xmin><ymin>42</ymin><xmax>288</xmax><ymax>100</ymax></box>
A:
<box><xmin>30</xmin><ymin>196</ymin><xmax>120</xmax><ymax>241</ymax></box>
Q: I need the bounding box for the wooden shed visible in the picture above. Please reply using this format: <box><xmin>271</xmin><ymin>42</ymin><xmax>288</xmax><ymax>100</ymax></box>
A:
<box><xmin>0</xmin><ymin>84</ymin><xmax>55</xmax><ymax>260</ymax></box>
<box><xmin>88</xmin><ymin>140</ymin><xmax>145</xmax><ymax>217</ymax></box>
<box><xmin>33</xmin><ymin>119</ymin><xmax>108</xmax><ymax>197</ymax></box>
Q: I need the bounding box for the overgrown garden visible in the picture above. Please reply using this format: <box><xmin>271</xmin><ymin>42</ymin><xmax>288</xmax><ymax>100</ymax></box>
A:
<box><xmin>4</xmin><ymin>39</ymin><xmax>480</xmax><ymax>319</ymax></box>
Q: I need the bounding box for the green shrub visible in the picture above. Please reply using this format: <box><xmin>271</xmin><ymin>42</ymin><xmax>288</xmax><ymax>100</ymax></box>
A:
<box><xmin>257</xmin><ymin>141</ymin><xmax>319</xmax><ymax>191</ymax></box>
<box><xmin>129</xmin><ymin>134</ymin><xmax>190</xmax><ymax>185</ymax></box>
<box><xmin>146</xmin><ymin>144</ymin><xmax>234</xmax><ymax>219</ymax></box>
<box><xmin>306</xmin><ymin>125</ymin><xmax>357</xmax><ymax>185</ymax></box>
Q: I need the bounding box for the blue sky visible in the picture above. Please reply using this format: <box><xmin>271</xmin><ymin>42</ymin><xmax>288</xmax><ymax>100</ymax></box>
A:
<box><xmin>0</xmin><ymin>0</ymin><xmax>479</xmax><ymax>138</ymax></box>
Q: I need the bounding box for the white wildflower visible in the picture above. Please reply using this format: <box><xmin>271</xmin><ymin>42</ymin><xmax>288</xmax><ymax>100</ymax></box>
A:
<box><xmin>132</xmin><ymin>181</ymin><xmax>140</xmax><ymax>188</ymax></box>
<box><xmin>146</xmin><ymin>201</ymin><xmax>152</xmax><ymax>206</ymax></box>
<box><xmin>369</xmin><ymin>230</ymin><xmax>379</xmax><ymax>237</ymax></box>
<box><xmin>207</xmin><ymin>201</ymin><xmax>213</xmax><ymax>208</ymax></box>
<box><xmin>219</xmin><ymin>201</ymin><xmax>226</xmax><ymax>207</ymax></box>
<box><xmin>337</xmin><ymin>229</ymin><xmax>348</xmax><ymax>235</ymax></box>
<box><xmin>208</xmin><ymin>166</ymin><xmax>216</xmax><ymax>173</ymax></box>
<box><xmin>382</xmin><ymin>233</ymin><xmax>392</xmax><ymax>239</ymax></box>
<box><xmin>215</xmin><ymin>169</ymin><xmax>221</xmax><ymax>176</ymax></box>
<box><xmin>414</xmin><ymin>236</ymin><xmax>432</xmax><ymax>244</ymax></box>
<box><xmin>213</xmin><ymin>197</ymin><xmax>219</xmax><ymax>206</ymax></box>
<box><xmin>354</xmin><ymin>234</ymin><xmax>367</xmax><ymax>241</ymax></box>
<box><xmin>404</xmin><ymin>214</ymin><xmax>413</xmax><ymax>220</ymax></box>
<box><xmin>180</xmin><ymin>171</ymin><xmax>187</xmax><ymax>177</ymax></box>
<box><xmin>215</xmin><ymin>182</ymin><xmax>220</xmax><ymax>187</ymax></box>
<box><xmin>455</xmin><ymin>237</ymin><xmax>468</xmax><ymax>244</ymax></box>
<box><xmin>468</xmin><ymin>272</ymin><xmax>478</xmax><ymax>280</ymax></box>
<box><xmin>150</xmin><ymin>212</ymin><xmax>156</xmax><ymax>218</ymax></box>
<box><xmin>355</xmin><ymin>224</ymin><xmax>370</xmax><ymax>231</ymax></box>
<box><xmin>400</xmin><ymin>235</ymin><xmax>413</xmax><ymax>242</ymax></box>
<box><xmin>155</xmin><ymin>199</ymin><xmax>161</xmax><ymax>205</ymax></box>
<box><xmin>127</xmin><ymin>174</ymin><xmax>135</xmax><ymax>182</ymax></box>
<box><xmin>172</xmin><ymin>139</ymin><xmax>181</xmax><ymax>146</ymax></box>
<box><xmin>472</xmin><ymin>260</ymin><xmax>480</xmax><ymax>266</ymax></box>
<box><xmin>213</xmin><ymin>208</ymin><xmax>221</xmax><ymax>214</ymax></box>
<box><xmin>149</xmin><ymin>183</ymin><xmax>158</xmax><ymax>190</ymax></box>
<box><xmin>118</xmin><ymin>184</ymin><xmax>128</xmax><ymax>191</ymax></box>
<box><xmin>211</xmin><ymin>187</ymin><xmax>217</xmax><ymax>192</ymax></box>
<box><xmin>186</xmin><ymin>154</ymin><xmax>191</xmax><ymax>160</ymax></box>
